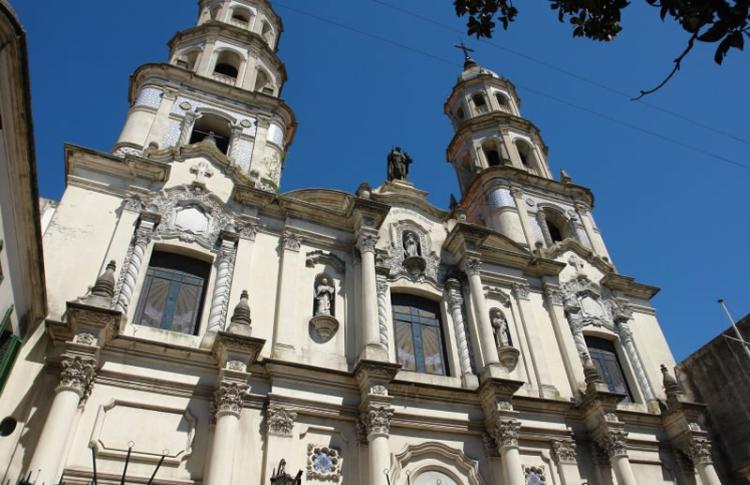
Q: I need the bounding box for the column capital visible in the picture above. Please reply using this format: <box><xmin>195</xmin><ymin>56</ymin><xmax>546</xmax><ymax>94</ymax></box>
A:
<box><xmin>509</xmin><ymin>185</ymin><xmax>525</xmax><ymax>200</ymax></box>
<box><xmin>551</xmin><ymin>439</ymin><xmax>578</xmax><ymax>464</ymax></box>
<box><xmin>266</xmin><ymin>404</ymin><xmax>298</xmax><ymax>436</ymax></box>
<box><xmin>597</xmin><ymin>428</ymin><xmax>629</xmax><ymax>459</ymax></box>
<box><xmin>462</xmin><ymin>257</ymin><xmax>482</xmax><ymax>277</ymax></box>
<box><xmin>213</xmin><ymin>380</ymin><xmax>248</xmax><ymax>419</ymax></box>
<box><xmin>359</xmin><ymin>403</ymin><xmax>394</xmax><ymax>438</ymax></box>
<box><xmin>511</xmin><ymin>282</ymin><xmax>530</xmax><ymax>300</ymax></box>
<box><xmin>56</xmin><ymin>353</ymin><xmax>98</xmax><ymax>398</ymax></box>
<box><xmin>542</xmin><ymin>283</ymin><xmax>564</xmax><ymax>306</ymax></box>
<box><xmin>490</xmin><ymin>418</ymin><xmax>521</xmax><ymax>451</ymax></box>
<box><xmin>686</xmin><ymin>436</ymin><xmax>714</xmax><ymax>465</ymax></box>
<box><xmin>356</xmin><ymin>228</ymin><xmax>379</xmax><ymax>254</ymax></box>
<box><xmin>281</xmin><ymin>230</ymin><xmax>302</xmax><ymax>252</ymax></box>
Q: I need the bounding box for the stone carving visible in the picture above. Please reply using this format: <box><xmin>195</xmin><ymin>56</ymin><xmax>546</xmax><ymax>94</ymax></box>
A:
<box><xmin>379</xmin><ymin>221</ymin><xmax>438</xmax><ymax>283</ymax></box>
<box><xmin>213</xmin><ymin>381</ymin><xmax>247</xmax><ymax>418</ymax></box>
<box><xmin>542</xmin><ymin>284</ymin><xmax>564</xmax><ymax>306</ymax></box>
<box><xmin>687</xmin><ymin>437</ymin><xmax>713</xmax><ymax>465</ymax></box>
<box><xmin>207</xmin><ymin>240</ymin><xmax>237</xmax><ymax>333</ymax></box>
<box><xmin>464</xmin><ymin>257</ymin><xmax>482</xmax><ymax>276</ymax></box>
<box><xmin>314</xmin><ymin>275</ymin><xmax>335</xmax><ymax>316</ymax></box>
<box><xmin>356</xmin><ymin>231</ymin><xmax>379</xmax><ymax>254</ymax></box>
<box><xmin>267</xmin><ymin>405</ymin><xmax>297</xmax><ymax>436</ymax></box>
<box><xmin>484</xmin><ymin>285</ymin><xmax>512</xmax><ymax>308</ymax></box>
<box><xmin>115</xmin><ymin>213</ymin><xmax>157</xmax><ymax>313</ymax></box>
<box><xmin>281</xmin><ymin>231</ymin><xmax>302</xmax><ymax>252</ymax></box>
<box><xmin>523</xmin><ymin>465</ymin><xmax>546</xmax><ymax>485</ymax></box>
<box><xmin>618</xmin><ymin>320</ymin><xmax>655</xmax><ymax>402</ymax></box>
<box><xmin>360</xmin><ymin>404</ymin><xmax>394</xmax><ymax>436</ymax></box>
<box><xmin>551</xmin><ymin>440</ymin><xmax>577</xmax><ymax>464</ymax></box>
<box><xmin>226</xmin><ymin>360</ymin><xmax>246</xmax><ymax>372</ymax></box>
<box><xmin>229</xmin><ymin>290</ymin><xmax>252</xmax><ymax>327</ymax></box>
<box><xmin>376</xmin><ymin>278</ymin><xmax>390</xmax><ymax>349</ymax></box>
<box><xmin>73</xmin><ymin>332</ymin><xmax>97</xmax><ymax>346</ymax></box>
<box><xmin>190</xmin><ymin>161</ymin><xmax>214</xmax><ymax>185</ymax></box>
<box><xmin>445</xmin><ymin>279</ymin><xmax>473</xmax><ymax>377</ymax></box>
<box><xmin>369</xmin><ymin>384</ymin><xmax>388</xmax><ymax>396</ymax></box>
<box><xmin>403</xmin><ymin>231</ymin><xmax>421</xmax><ymax>257</ymax></box>
<box><xmin>490</xmin><ymin>308</ymin><xmax>511</xmax><ymax>348</ymax></box>
<box><xmin>305</xmin><ymin>250</ymin><xmax>345</xmax><ymax>274</ymax></box>
<box><xmin>490</xmin><ymin>419</ymin><xmax>521</xmax><ymax>450</ymax></box>
<box><xmin>91</xmin><ymin>261</ymin><xmax>117</xmax><ymax>299</ymax></box>
<box><xmin>387</xmin><ymin>146</ymin><xmax>412</xmax><ymax>181</ymax></box>
<box><xmin>511</xmin><ymin>282</ymin><xmax>530</xmax><ymax>300</ymax></box>
<box><xmin>598</xmin><ymin>429</ymin><xmax>628</xmax><ymax>458</ymax></box>
<box><xmin>307</xmin><ymin>444</ymin><xmax>342</xmax><ymax>481</ymax></box>
<box><xmin>271</xmin><ymin>459</ymin><xmax>303</xmax><ymax>484</ymax></box>
<box><xmin>239</xmin><ymin>221</ymin><xmax>259</xmax><ymax>241</ymax></box>
<box><xmin>57</xmin><ymin>354</ymin><xmax>98</xmax><ymax>398</ymax></box>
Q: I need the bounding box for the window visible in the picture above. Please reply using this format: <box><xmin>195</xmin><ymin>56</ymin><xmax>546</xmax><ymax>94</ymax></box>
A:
<box><xmin>254</xmin><ymin>68</ymin><xmax>272</xmax><ymax>94</ymax></box>
<box><xmin>261</xmin><ymin>21</ymin><xmax>273</xmax><ymax>44</ymax></box>
<box><xmin>176</xmin><ymin>50</ymin><xmax>200</xmax><ymax>71</ymax></box>
<box><xmin>230</xmin><ymin>7</ymin><xmax>252</xmax><ymax>27</ymax></box>
<box><xmin>547</xmin><ymin>219</ymin><xmax>563</xmax><ymax>243</ymax></box>
<box><xmin>213</xmin><ymin>50</ymin><xmax>241</xmax><ymax>80</ymax></box>
<box><xmin>482</xmin><ymin>140</ymin><xmax>502</xmax><ymax>167</ymax></box>
<box><xmin>0</xmin><ymin>306</ymin><xmax>20</xmax><ymax>393</ymax></box>
<box><xmin>495</xmin><ymin>92</ymin><xmax>510</xmax><ymax>112</ymax></box>
<box><xmin>585</xmin><ymin>336</ymin><xmax>633</xmax><ymax>401</ymax></box>
<box><xmin>515</xmin><ymin>140</ymin><xmax>539</xmax><ymax>175</ymax></box>
<box><xmin>392</xmin><ymin>294</ymin><xmax>448</xmax><ymax>376</ymax></box>
<box><xmin>133</xmin><ymin>251</ymin><xmax>210</xmax><ymax>335</ymax></box>
<box><xmin>189</xmin><ymin>113</ymin><xmax>232</xmax><ymax>154</ymax></box>
<box><xmin>472</xmin><ymin>93</ymin><xmax>488</xmax><ymax>114</ymax></box>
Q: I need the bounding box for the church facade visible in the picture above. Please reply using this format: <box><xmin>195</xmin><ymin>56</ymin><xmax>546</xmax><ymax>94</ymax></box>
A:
<box><xmin>0</xmin><ymin>1</ymin><xmax>728</xmax><ymax>485</ymax></box>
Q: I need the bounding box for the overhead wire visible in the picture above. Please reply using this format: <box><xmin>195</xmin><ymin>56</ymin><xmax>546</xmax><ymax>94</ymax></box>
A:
<box><xmin>273</xmin><ymin>1</ymin><xmax>750</xmax><ymax>172</ymax></box>
<box><xmin>370</xmin><ymin>0</ymin><xmax>750</xmax><ymax>148</ymax></box>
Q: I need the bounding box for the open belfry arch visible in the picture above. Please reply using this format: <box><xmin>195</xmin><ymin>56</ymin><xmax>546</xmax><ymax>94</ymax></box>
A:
<box><xmin>0</xmin><ymin>2</ymin><xmax>726</xmax><ymax>485</ymax></box>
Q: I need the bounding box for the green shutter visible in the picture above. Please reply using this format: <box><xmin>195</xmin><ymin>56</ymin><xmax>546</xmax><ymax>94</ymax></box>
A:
<box><xmin>0</xmin><ymin>305</ymin><xmax>19</xmax><ymax>394</ymax></box>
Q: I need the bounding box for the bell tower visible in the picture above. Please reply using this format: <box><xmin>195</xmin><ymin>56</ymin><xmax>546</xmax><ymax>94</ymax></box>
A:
<box><xmin>445</xmin><ymin>49</ymin><xmax>611</xmax><ymax>261</ymax></box>
<box><xmin>113</xmin><ymin>0</ymin><xmax>296</xmax><ymax>192</ymax></box>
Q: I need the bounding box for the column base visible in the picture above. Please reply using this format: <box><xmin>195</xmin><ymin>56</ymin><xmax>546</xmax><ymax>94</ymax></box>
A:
<box><xmin>358</xmin><ymin>343</ymin><xmax>390</xmax><ymax>363</ymax></box>
<box><xmin>479</xmin><ymin>363</ymin><xmax>511</xmax><ymax>382</ymax></box>
<box><xmin>462</xmin><ymin>373</ymin><xmax>479</xmax><ymax>389</ymax></box>
<box><xmin>271</xmin><ymin>343</ymin><xmax>296</xmax><ymax>360</ymax></box>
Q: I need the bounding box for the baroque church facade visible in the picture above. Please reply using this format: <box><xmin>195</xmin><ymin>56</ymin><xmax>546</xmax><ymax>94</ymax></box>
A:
<box><xmin>0</xmin><ymin>1</ymin><xmax>728</xmax><ymax>484</ymax></box>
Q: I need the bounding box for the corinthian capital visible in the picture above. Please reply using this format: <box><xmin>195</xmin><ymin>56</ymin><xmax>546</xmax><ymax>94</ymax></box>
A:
<box><xmin>511</xmin><ymin>282</ymin><xmax>530</xmax><ymax>300</ymax></box>
<box><xmin>598</xmin><ymin>428</ymin><xmax>629</xmax><ymax>458</ymax></box>
<box><xmin>463</xmin><ymin>257</ymin><xmax>482</xmax><ymax>277</ymax></box>
<box><xmin>281</xmin><ymin>231</ymin><xmax>302</xmax><ymax>252</ymax></box>
<box><xmin>490</xmin><ymin>418</ymin><xmax>521</xmax><ymax>451</ymax></box>
<box><xmin>543</xmin><ymin>284</ymin><xmax>564</xmax><ymax>306</ymax></box>
<box><xmin>360</xmin><ymin>403</ymin><xmax>394</xmax><ymax>437</ymax></box>
<box><xmin>686</xmin><ymin>436</ymin><xmax>714</xmax><ymax>465</ymax></box>
<box><xmin>551</xmin><ymin>439</ymin><xmax>577</xmax><ymax>464</ymax></box>
<box><xmin>56</xmin><ymin>354</ymin><xmax>98</xmax><ymax>398</ymax></box>
<box><xmin>267</xmin><ymin>404</ymin><xmax>297</xmax><ymax>436</ymax></box>
<box><xmin>213</xmin><ymin>380</ymin><xmax>248</xmax><ymax>419</ymax></box>
<box><xmin>356</xmin><ymin>229</ymin><xmax>379</xmax><ymax>254</ymax></box>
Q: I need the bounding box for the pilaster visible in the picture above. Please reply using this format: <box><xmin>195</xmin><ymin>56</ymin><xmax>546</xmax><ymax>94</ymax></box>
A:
<box><xmin>510</xmin><ymin>186</ymin><xmax>534</xmax><ymax>248</ymax></box>
<box><xmin>551</xmin><ymin>439</ymin><xmax>583</xmax><ymax>485</ymax></box>
<box><xmin>511</xmin><ymin>281</ymin><xmax>555</xmax><ymax>397</ymax></box>
<box><xmin>542</xmin><ymin>281</ymin><xmax>584</xmax><ymax>396</ymax></box>
<box><xmin>114</xmin><ymin>210</ymin><xmax>160</xmax><ymax>318</ymax></box>
<box><xmin>271</xmin><ymin>229</ymin><xmax>302</xmax><ymax>359</ymax></box>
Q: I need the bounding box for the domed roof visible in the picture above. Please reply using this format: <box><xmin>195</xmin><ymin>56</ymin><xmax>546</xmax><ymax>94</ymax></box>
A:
<box><xmin>459</xmin><ymin>60</ymin><xmax>499</xmax><ymax>81</ymax></box>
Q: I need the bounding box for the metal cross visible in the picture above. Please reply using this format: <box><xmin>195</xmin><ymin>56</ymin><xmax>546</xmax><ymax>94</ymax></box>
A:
<box><xmin>453</xmin><ymin>42</ymin><xmax>474</xmax><ymax>61</ymax></box>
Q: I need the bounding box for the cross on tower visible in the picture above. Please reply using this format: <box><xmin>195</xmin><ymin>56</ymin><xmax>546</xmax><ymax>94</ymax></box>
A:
<box><xmin>453</xmin><ymin>42</ymin><xmax>474</xmax><ymax>62</ymax></box>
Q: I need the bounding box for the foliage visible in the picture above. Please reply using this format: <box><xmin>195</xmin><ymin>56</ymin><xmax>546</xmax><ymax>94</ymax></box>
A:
<box><xmin>454</xmin><ymin>0</ymin><xmax>749</xmax><ymax>96</ymax></box>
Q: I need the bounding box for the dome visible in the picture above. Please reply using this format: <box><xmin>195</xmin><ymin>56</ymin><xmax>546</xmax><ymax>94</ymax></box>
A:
<box><xmin>459</xmin><ymin>61</ymin><xmax>499</xmax><ymax>81</ymax></box>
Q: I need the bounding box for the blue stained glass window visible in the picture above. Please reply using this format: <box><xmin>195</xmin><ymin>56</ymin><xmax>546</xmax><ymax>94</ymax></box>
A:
<box><xmin>391</xmin><ymin>294</ymin><xmax>448</xmax><ymax>376</ymax></box>
<box><xmin>586</xmin><ymin>336</ymin><xmax>633</xmax><ymax>401</ymax></box>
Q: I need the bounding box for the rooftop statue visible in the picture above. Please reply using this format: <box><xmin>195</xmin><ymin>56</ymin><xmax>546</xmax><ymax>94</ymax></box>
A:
<box><xmin>387</xmin><ymin>146</ymin><xmax>412</xmax><ymax>181</ymax></box>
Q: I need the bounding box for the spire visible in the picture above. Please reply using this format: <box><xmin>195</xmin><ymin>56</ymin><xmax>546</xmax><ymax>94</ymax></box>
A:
<box><xmin>227</xmin><ymin>290</ymin><xmax>252</xmax><ymax>335</ymax></box>
<box><xmin>91</xmin><ymin>260</ymin><xmax>117</xmax><ymax>298</ymax></box>
<box><xmin>661</xmin><ymin>364</ymin><xmax>685</xmax><ymax>405</ymax></box>
<box><xmin>454</xmin><ymin>42</ymin><xmax>476</xmax><ymax>69</ymax></box>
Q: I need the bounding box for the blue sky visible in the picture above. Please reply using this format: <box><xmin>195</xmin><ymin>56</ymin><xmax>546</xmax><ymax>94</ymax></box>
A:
<box><xmin>12</xmin><ymin>0</ymin><xmax>749</xmax><ymax>360</ymax></box>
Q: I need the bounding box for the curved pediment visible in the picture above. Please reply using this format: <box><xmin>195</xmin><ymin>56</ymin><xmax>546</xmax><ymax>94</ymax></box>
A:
<box><xmin>542</xmin><ymin>238</ymin><xmax>614</xmax><ymax>274</ymax></box>
<box><xmin>283</xmin><ymin>188</ymin><xmax>353</xmax><ymax>213</ymax></box>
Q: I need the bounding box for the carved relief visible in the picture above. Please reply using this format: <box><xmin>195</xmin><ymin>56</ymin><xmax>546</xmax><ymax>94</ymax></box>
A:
<box><xmin>686</xmin><ymin>436</ymin><xmax>714</xmax><ymax>465</ymax></box>
<box><xmin>360</xmin><ymin>404</ymin><xmax>394</xmax><ymax>436</ymax></box>
<box><xmin>307</xmin><ymin>444</ymin><xmax>342</xmax><ymax>481</ymax></box>
<box><xmin>445</xmin><ymin>279</ymin><xmax>473</xmax><ymax>376</ymax></box>
<box><xmin>489</xmin><ymin>419</ymin><xmax>521</xmax><ymax>451</ymax></box>
<box><xmin>511</xmin><ymin>282</ymin><xmax>530</xmax><ymax>300</ymax></box>
<box><xmin>379</xmin><ymin>221</ymin><xmax>439</xmax><ymax>283</ymax></box>
<box><xmin>356</xmin><ymin>231</ymin><xmax>379</xmax><ymax>254</ymax></box>
<box><xmin>376</xmin><ymin>277</ymin><xmax>390</xmax><ymax>349</ymax></box>
<box><xmin>267</xmin><ymin>405</ymin><xmax>298</xmax><ymax>436</ymax></box>
<box><xmin>551</xmin><ymin>440</ymin><xmax>577</xmax><ymax>464</ymax></box>
<box><xmin>57</xmin><ymin>354</ymin><xmax>98</xmax><ymax>398</ymax></box>
<box><xmin>597</xmin><ymin>429</ymin><xmax>628</xmax><ymax>458</ymax></box>
<box><xmin>213</xmin><ymin>381</ymin><xmax>247</xmax><ymax>418</ymax></box>
<box><xmin>309</xmin><ymin>274</ymin><xmax>339</xmax><ymax>342</ymax></box>
<box><xmin>523</xmin><ymin>465</ymin><xmax>546</xmax><ymax>485</ymax></box>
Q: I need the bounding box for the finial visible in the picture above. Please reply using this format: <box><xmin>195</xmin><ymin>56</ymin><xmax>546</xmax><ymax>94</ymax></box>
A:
<box><xmin>560</xmin><ymin>169</ymin><xmax>572</xmax><ymax>185</ymax></box>
<box><xmin>453</xmin><ymin>42</ymin><xmax>476</xmax><ymax>69</ymax></box>
<box><xmin>230</xmin><ymin>290</ymin><xmax>252</xmax><ymax>327</ymax></box>
<box><xmin>91</xmin><ymin>260</ymin><xmax>117</xmax><ymax>298</ymax></box>
<box><xmin>661</xmin><ymin>364</ymin><xmax>684</xmax><ymax>404</ymax></box>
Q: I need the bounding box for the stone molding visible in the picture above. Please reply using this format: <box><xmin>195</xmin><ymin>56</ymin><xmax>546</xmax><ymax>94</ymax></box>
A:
<box><xmin>490</xmin><ymin>418</ymin><xmax>521</xmax><ymax>451</ymax></box>
<box><xmin>597</xmin><ymin>428</ymin><xmax>629</xmax><ymax>458</ymax></box>
<box><xmin>463</xmin><ymin>257</ymin><xmax>482</xmax><ymax>276</ymax></box>
<box><xmin>551</xmin><ymin>439</ymin><xmax>577</xmax><ymax>464</ymax></box>
<box><xmin>356</xmin><ymin>229</ymin><xmax>379</xmax><ymax>254</ymax></box>
<box><xmin>511</xmin><ymin>282</ymin><xmax>530</xmax><ymax>300</ymax></box>
<box><xmin>686</xmin><ymin>436</ymin><xmax>714</xmax><ymax>465</ymax></box>
<box><xmin>213</xmin><ymin>380</ymin><xmax>248</xmax><ymax>419</ymax></box>
<box><xmin>281</xmin><ymin>230</ymin><xmax>302</xmax><ymax>252</ymax></box>
<box><xmin>267</xmin><ymin>404</ymin><xmax>297</xmax><ymax>436</ymax></box>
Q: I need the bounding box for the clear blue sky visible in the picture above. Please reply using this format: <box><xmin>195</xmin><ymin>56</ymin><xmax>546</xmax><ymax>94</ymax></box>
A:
<box><xmin>12</xmin><ymin>0</ymin><xmax>749</xmax><ymax>361</ymax></box>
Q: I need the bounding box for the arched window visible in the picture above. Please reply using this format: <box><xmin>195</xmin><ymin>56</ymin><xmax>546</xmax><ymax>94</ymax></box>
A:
<box><xmin>254</xmin><ymin>68</ymin><xmax>273</xmax><ymax>94</ymax></box>
<box><xmin>539</xmin><ymin>208</ymin><xmax>575</xmax><ymax>245</ymax></box>
<box><xmin>585</xmin><ymin>336</ymin><xmax>633</xmax><ymax>401</ymax></box>
<box><xmin>495</xmin><ymin>92</ymin><xmax>510</xmax><ymax>112</ymax></box>
<box><xmin>472</xmin><ymin>93</ymin><xmax>488</xmax><ymax>114</ymax></box>
<box><xmin>514</xmin><ymin>140</ymin><xmax>539</xmax><ymax>175</ymax></box>
<box><xmin>175</xmin><ymin>49</ymin><xmax>200</xmax><ymax>71</ymax></box>
<box><xmin>261</xmin><ymin>21</ymin><xmax>274</xmax><ymax>44</ymax></box>
<box><xmin>213</xmin><ymin>50</ymin><xmax>241</xmax><ymax>82</ymax></box>
<box><xmin>230</xmin><ymin>7</ymin><xmax>252</xmax><ymax>27</ymax></box>
<box><xmin>482</xmin><ymin>140</ymin><xmax>502</xmax><ymax>167</ymax></box>
<box><xmin>189</xmin><ymin>113</ymin><xmax>232</xmax><ymax>154</ymax></box>
<box><xmin>392</xmin><ymin>293</ymin><xmax>448</xmax><ymax>376</ymax></box>
<box><xmin>547</xmin><ymin>218</ymin><xmax>563</xmax><ymax>243</ymax></box>
<box><xmin>134</xmin><ymin>251</ymin><xmax>211</xmax><ymax>335</ymax></box>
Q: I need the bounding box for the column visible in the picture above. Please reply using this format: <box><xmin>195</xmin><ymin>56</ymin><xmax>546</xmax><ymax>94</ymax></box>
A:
<box><xmin>543</xmin><ymin>283</ymin><xmax>584</xmax><ymax>396</ymax></box>
<box><xmin>228</xmin><ymin>124</ymin><xmax>245</xmax><ymax>165</ymax></box>
<box><xmin>27</xmin><ymin>350</ymin><xmax>97</xmax><ymax>485</ymax></box>
<box><xmin>361</xmin><ymin>403</ymin><xmax>393</xmax><ymax>485</ymax></box>
<box><xmin>240</xmin><ymin>48</ymin><xmax>259</xmax><ymax>91</ymax></box>
<box><xmin>463</xmin><ymin>257</ymin><xmax>500</xmax><ymax>369</ymax></box>
<box><xmin>490</xmin><ymin>419</ymin><xmax>525</xmax><ymax>485</ymax></box>
<box><xmin>536</xmin><ymin>210</ymin><xmax>553</xmax><ymax>247</ymax></box>
<box><xmin>445</xmin><ymin>278</ymin><xmax>474</xmax><ymax>382</ymax></box>
<box><xmin>575</xmin><ymin>202</ymin><xmax>609</xmax><ymax>259</ymax></box>
<box><xmin>205</xmin><ymin>379</ymin><xmax>246</xmax><ymax>485</ymax></box>
<box><xmin>687</xmin><ymin>437</ymin><xmax>722</xmax><ymax>485</ymax></box>
<box><xmin>617</xmin><ymin>316</ymin><xmax>656</xmax><ymax>404</ymax></box>
<box><xmin>196</xmin><ymin>38</ymin><xmax>217</xmax><ymax>76</ymax></box>
<box><xmin>249</xmin><ymin>116</ymin><xmax>270</xmax><ymax>169</ymax></box>
<box><xmin>599</xmin><ymin>430</ymin><xmax>638</xmax><ymax>485</ymax></box>
<box><xmin>271</xmin><ymin>230</ymin><xmax>301</xmax><ymax>357</ymax></box>
<box><xmin>375</xmin><ymin>276</ymin><xmax>390</xmax><ymax>350</ymax></box>
<box><xmin>115</xmin><ymin>211</ymin><xmax>159</xmax><ymax>315</ymax></box>
<box><xmin>510</xmin><ymin>186</ymin><xmax>535</xmax><ymax>248</ymax></box>
<box><xmin>178</xmin><ymin>110</ymin><xmax>198</xmax><ymax>146</ymax></box>
<box><xmin>357</xmin><ymin>228</ymin><xmax>387</xmax><ymax>361</ymax></box>
<box><xmin>551</xmin><ymin>439</ymin><xmax>583</xmax><ymax>485</ymax></box>
<box><xmin>207</xmin><ymin>231</ymin><xmax>239</xmax><ymax>333</ymax></box>
<box><xmin>145</xmin><ymin>88</ymin><xmax>177</xmax><ymax>148</ymax></box>
<box><xmin>261</xmin><ymin>405</ymin><xmax>298</xmax><ymax>483</ymax></box>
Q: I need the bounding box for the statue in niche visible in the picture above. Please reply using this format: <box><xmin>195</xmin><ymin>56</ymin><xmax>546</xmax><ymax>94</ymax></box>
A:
<box><xmin>491</xmin><ymin>308</ymin><xmax>511</xmax><ymax>347</ymax></box>
<box><xmin>387</xmin><ymin>146</ymin><xmax>412</xmax><ymax>181</ymax></box>
<box><xmin>314</xmin><ymin>275</ymin><xmax>335</xmax><ymax>316</ymax></box>
<box><xmin>403</xmin><ymin>231</ymin><xmax>421</xmax><ymax>258</ymax></box>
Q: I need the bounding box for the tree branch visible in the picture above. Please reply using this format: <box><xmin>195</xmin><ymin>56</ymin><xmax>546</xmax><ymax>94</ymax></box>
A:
<box><xmin>631</xmin><ymin>34</ymin><xmax>697</xmax><ymax>100</ymax></box>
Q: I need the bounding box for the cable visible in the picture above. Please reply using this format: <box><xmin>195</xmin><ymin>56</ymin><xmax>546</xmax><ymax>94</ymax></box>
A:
<box><xmin>369</xmin><ymin>0</ymin><xmax>750</xmax><ymax>148</ymax></box>
<box><xmin>274</xmin><ymin>1</ymin><xmax>750</xmax><ymax>172</ymax></box>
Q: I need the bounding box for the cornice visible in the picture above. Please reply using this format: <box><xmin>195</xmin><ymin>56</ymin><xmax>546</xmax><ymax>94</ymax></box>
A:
<box><xmin>443</xmin><ymin>72</ymin><xmax>521</xmax><ymax>111</ymax></box>
<box><xmin>447</xmin><ymin>110</ymin><xmax>546</xmax><ymax>156</ymax></box>
<box><xmin>64</xmin><ymin>143</ymin><xmax>171</xmax><ymax>186</ymax></box>
<box><xmin>542</xmin><ymin>239</ymin><xmax>614</xmax><ymax>274</ymax></box>
<box><xmin>601</xmin><ymin>273</ymin><xmax>660</xmax><ymax>300</ymax></box>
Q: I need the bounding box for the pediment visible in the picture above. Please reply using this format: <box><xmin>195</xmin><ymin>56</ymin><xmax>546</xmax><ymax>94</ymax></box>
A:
<box><xmin>543</xmin><ymin>238</ymin><xmax>614</xmax><ymax>274</ymax></box>
<box><xmin>283</xmin><ymin>189</ymin><xmax>352</xmax><ymax>213</ymax></box>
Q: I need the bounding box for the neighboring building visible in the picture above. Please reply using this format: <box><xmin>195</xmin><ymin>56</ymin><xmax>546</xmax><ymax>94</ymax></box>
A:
<box><xmin>0</xmin><ymin>1</ymin><xmax>728</xmax><ymax>485</ymax></box>
<box><xmin>679</xmin><ymin>316</ymin><xmax>750</xmax><ymax>484</ymax></box>
<box><xmin>0</xmin><ymin>0</ymin><xmax>46</xmax><ymax>394</ymax></box>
